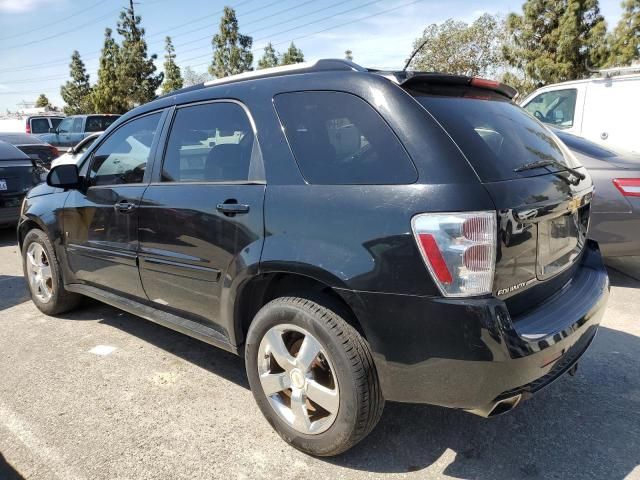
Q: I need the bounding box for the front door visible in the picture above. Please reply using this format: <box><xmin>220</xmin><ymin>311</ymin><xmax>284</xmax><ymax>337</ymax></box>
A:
<box><xmin>64</xmin><ymin>111</ymin><xmax>163</xmax><ymax>300</ymax></box>
<box><xmin>138</xmin><ymin>101</ymin><xmax>265</xmax><ymax>330</ymax></box>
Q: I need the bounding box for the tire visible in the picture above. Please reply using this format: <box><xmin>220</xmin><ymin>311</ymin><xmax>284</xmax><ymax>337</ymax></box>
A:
<box><xmin>245</xmin><ymin>296</ymin><xmax>384</xmax><ymax>456</ymax></box>
<box><xmin>22</xmin><ymin>229</ymin><xmax>81</xmax><ymax>315</ymax></box>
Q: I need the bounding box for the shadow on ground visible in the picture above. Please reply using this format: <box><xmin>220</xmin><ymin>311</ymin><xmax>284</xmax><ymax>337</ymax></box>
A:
<box><xmin>0</xmin><ymin>453</ymin><xmax>24</xmax><ymax>480</ymax></box>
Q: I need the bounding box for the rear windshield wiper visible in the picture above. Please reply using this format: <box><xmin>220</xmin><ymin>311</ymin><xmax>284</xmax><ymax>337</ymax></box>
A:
<box><xmin>514</xmin><ymin>159</ymin><xmax>586</xmax><ymax>181</ymax></box>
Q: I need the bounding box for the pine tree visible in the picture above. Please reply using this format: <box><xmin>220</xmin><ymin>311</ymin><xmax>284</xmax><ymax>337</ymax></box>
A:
<box><xmin>35</xmin><ymin>94</ymin><xmax>50</xmax><ymax>108</ymax></box>
<box><xmin>161</xmin><ymin>36</ymin><xmax>184</xmax><ymax>94</ymax></box>
<box><xmin>60</xmin><ymin>50</ymin><xmax>92</xmax><ymax>115</ymax></box>
<box><xmin>345</xmin><ymin>50</ymin><xmax>354</xmax><ymax>61</ymax></box>
<box><xmin>257</xmin><ymin>42</ymin><xmax>279</xmax><ymax>69</ymax></box>
<box><xmin>209</xmin><ymin>6</ymin><xmax>253</xmax><ymax>78</ymax></box>
<box><xmin>116</xmin><ymin>0</ymin><xmax>163</xmax><ymax>108</ymax></box>
<box><xmin>280</xmin><ymin>42</ymin><xmax>304</xmax><ymax>65</ymax></box>
<box><xmin>606</xmin><ymin>0</ymin><xmax>640</xmax><ymax>66</ymax></box>
<box><xmin>504</xmin><ymin>0</ymin><xmax>607</xmax><ymax>85</ymax></box>
<box><xmin>91</xmin><ymin>28</ymin><xmax>128</xmax><ymax>114</ymax></box>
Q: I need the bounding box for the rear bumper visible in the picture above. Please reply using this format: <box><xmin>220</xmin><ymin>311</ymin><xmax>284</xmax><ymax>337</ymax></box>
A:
<box><xmin>339</xmin><ymin>240</ymin><xmax>609</xmax><ymax>411</ymax></box>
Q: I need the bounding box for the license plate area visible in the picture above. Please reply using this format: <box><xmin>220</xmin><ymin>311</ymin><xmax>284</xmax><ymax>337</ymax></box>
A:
<box><xmin>537</xmin><ymin>207</ymin><xmax>588</xmax><ymax>280</ymax></box>
<box><xmin>0</xmin><ymin>179</ymin><xmax>6</xmax><ymax>191</ymax></box>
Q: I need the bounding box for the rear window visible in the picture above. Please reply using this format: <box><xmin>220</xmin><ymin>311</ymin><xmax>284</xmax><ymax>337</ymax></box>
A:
<box><xmin>412</xmin><ymin>93</ymin><xmax>577</xmax><ymax>182</ymax></box>
<box><xmin>274</xmin><ymin>91</ymin><xmax>417</xmax><ymax>185</ymax></box>
<box><xmin>30</xmin><ymin>118</ymin><xmax>50</xmax><ymax>134</ymax></box>
<box><xmin>86</xmin><ymin>116</ymin><xmax>119</xmax><ymax>132</ymax></box>
<box><xmin>552</xmin><ymin>129</ymin><xmax>618</xmax><ymax>158</ymax></box>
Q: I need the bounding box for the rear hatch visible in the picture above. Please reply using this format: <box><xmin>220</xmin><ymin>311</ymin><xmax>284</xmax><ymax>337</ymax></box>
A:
<box><xmin>407</xmin><ymin>81</ymin><xmax>592</xmax><ymax>316</ymax></box>
<box><xmin>0</xmin><ymin>160</ymin><xmax>39</xmax><ymax>208</ymax></box>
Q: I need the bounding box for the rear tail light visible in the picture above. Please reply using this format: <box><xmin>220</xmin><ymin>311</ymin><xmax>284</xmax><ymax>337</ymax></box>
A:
<box><xmin>411</xmin><ymin>211</ymin><xmax>497</xmax><ymax>297</ymax></box>
<box><xmin>25</xmin><ymin>120</ymin><xmax>31</xmax><ymax>134</ymax></box>
<box><xmin>470</xmin><ymin>77</ymin><xmax>500</xmax><ymax>89</ymax></box>
<box><xmin>613</xmin><ymin>178</ymin><xmax>640</xmax><ymax>197</ymax></box>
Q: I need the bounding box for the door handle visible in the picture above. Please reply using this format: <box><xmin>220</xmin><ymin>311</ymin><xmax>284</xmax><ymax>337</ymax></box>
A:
<box><xmin>216</xmin><ymin>202</ymin><xmax>250</xmax><ymax>214</ymax></box>
<box><xmin>114</xmin><ymin>200</ymin><xmax>137</xmax><ymax>214</ymax></box>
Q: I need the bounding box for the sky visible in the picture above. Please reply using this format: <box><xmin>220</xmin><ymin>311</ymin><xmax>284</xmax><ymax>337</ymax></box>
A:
<box><xmin>0</xmin><ymin>0</ymin><xmax>626</xmax><ymax>111</ymax></box>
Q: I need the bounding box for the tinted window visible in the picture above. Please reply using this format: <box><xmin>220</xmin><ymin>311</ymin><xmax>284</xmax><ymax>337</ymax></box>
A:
<box><xmin>523</xmin><ymin>89</ymin><xmax>577</xmax><ymax>128</ymax></box>
<box><xmin>50</xmin><ymin>118</ymin><xmax>63</xmax><ymax>129</ymax></box>
<box><xmin>86</xmin><ymin>115</ymin><xmax>118</xmax><ymax>132</ymax></box>
<box><xmin>413</xmin><ymin>93</ymin><xmax>578</xmax><ymax>182</ymax></box>
<box><xmin>274</xmin><ymin>91</ymin><xmax>417</xmax><ymax>185</ymax></box>
<box><xmin>162</xmin><ymin>102</ymin><xmax>255</xmax><ymax>182</ymax></box>
<box><xmin>89</xmin><ymin>113</ymin><xmax>160</xmax><ymax>186</ymax></box>
<box><xmin>30</xmin><ymin>118</ymin><xmax>50</xmax><ymax>134</ymax></box>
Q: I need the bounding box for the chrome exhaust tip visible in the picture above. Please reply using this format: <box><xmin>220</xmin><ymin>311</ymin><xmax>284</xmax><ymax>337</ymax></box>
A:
<box><xmin>466</xmin><ymin>393</ymin><xmax>523</xmax><ymax>418</ymax></box>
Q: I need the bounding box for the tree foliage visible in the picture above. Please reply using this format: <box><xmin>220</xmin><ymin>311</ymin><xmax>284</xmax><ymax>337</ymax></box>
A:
<box><xmin>116</xmin><ymin>1</ymin><xmax>163</xmax><ymax>108</ymax></box>
<box><xmin>503</xmin><ymin>0</ymin><xmax>607</xmax><ymax>84</ymax></box>
<box><xmin>606</xmin><ymin>0</ymin><xmax>640</xmax><ymax>66</ymax></box>
<box><xmin>161</xmin><ymin>36</ymin><xmax>183</xmax><ymax>94</ymax></box>
<box><xmin>35</xmin><ymin>94</ymin><xmax>50</xmax><ymax>108</ymax></box>
<box><xmin>209</xmin><ymin>7</ymin><xmax>253</xmax><ymax>78</ymax></box>
<box><xmin>408</xmin><ymin>14</ymin><xmax>505</xmax><ymax>77</ymax></box>
<box><xmin>257</xmin><ymin>42</ymin><xmax>279</xmax><ymax>69</ymax></box>
<box><xmin>60</xmin><ymin>50</ymin><xmax>92</xmax><ymax>114</ymax></box>
<box><xmin>182</xmin><ymin>66</ymin><xmax>210</xmax><ymax>87</ymax></box>
<box><xmin>91</xmin><ymin>28</ymin><xmax>128</xmax><ymax>114</ymax></box>
<box><xmin>280</xmin><ymin>42</ymin><xmax>304</xmax><ymax>65</ymax></box>
<box><xmin>345</xmin><ymin>49</ymin><xmax>354</xmax><ymax>61</ymax></box>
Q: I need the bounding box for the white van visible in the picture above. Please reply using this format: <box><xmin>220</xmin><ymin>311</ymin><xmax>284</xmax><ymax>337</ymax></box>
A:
<box><xmin>521</xmin><ymin>67</ymin><xmax>640</xmax><ymax>153</ymax></box>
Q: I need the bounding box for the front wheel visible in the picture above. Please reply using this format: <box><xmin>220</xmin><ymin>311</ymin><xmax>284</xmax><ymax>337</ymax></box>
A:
<box><xmin>22</xmin><ymin>229</ymin><xmax>81</xmax><ymax>315</ymax></box>
<box><xmin>245</xmin><ymin>296</ymin><xmax>384</xmax><ymax>456</ymax></box>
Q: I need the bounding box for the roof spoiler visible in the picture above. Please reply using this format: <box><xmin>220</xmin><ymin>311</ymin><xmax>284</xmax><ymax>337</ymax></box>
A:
<box><xmin>371</xmin><ymin>70</ymin><xmax>518</xmax><ymax>99</ymax></box>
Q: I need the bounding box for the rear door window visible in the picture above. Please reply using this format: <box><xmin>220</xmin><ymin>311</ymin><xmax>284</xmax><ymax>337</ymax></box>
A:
<box><xmin>86</xmin><ymin>116</ymin><xmax>119</xmax><ymax>132</ymax></box>
<box><xmin>412</xmin><ymin>93</ymin><xmax>578</xmax><ymax>182</ymax></box>
<box><xmin>274</xmin><ymin>91</ymin><xmax>417</xmax><ymax>185</ymax></box>
<box><xmin>162</xmin><ymin>102</ymin><xmax>255</xmax><ymax>182</ymax></box>
<box><xmin>50</xmin><ymin>118</ymin><xmax>63</xmax><ymax>129</ymax></box>
<box><xmin>30</xmin><ymin>118</ymin><xmax>50</xmax><ymax>134</ymax></box>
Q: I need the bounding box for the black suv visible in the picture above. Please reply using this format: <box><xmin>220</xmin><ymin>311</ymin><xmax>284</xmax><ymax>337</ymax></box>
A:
<box><xmin>18</xmin><ymin>60</ymin><xmax>609</xmax><ymax>456</ymax></box>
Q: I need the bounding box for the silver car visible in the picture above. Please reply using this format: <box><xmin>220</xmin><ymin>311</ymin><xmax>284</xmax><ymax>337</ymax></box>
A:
<box><xmin>554</xmin><ymin>128</ymin><xmax>640</xmax><ymax>257</ymax></box>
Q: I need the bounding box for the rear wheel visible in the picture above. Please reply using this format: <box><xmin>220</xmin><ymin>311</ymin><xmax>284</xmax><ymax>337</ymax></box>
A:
<box><xmin>245</xmin><ymin>296</ymin><xmax>384</xmax><ymax>456</ymax></box>
<box><xmin>22</xmin><ymin>229</ymin><xmax>81</xmax><ymax>315</ymax></box>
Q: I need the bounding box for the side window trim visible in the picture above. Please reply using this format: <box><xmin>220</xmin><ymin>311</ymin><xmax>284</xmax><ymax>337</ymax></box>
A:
<box><xmin>150</xmin><ymin>99</ymin><xmax>265</xmax><ymax>185</ymax></box>
<box><xmin>84</xmin><ymin>109</ymin><xmax>169</xmax><ymax>188</ymax></box>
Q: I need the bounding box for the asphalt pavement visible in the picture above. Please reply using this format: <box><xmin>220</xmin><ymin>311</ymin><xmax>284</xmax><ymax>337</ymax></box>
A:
<box><xmin>0</xmin><ymin>227</ymin><xmax>639</xmax><ymax>480</ymax></box>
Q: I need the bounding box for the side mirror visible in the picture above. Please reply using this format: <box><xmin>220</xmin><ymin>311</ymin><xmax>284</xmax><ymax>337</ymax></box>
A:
<box><xmin>49</xmin><ymin>127</ymin><xmax>57</xmax><ymax>134</ymax></box>
<box><xmin>47</xmin><ymin>164</ymin><xmax>80</xmax><ymax>189</ymax></box>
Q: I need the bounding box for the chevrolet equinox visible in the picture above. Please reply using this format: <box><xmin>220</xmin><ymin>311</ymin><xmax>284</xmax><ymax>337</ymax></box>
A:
<box><xmin>18</xmin><ymin>59</ymin><xmax>610</xmax><ymax>456</ymax></box>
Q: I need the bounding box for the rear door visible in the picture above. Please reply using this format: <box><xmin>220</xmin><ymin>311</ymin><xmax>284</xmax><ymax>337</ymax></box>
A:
<box><xmin>138</xmin><ymin>101</ymin><xmax>265</xmax><ymax>330</ymax></box>
<box><xmin>64</xmin><ymin>111</ymin><xmax>165</xmax><ymax>299</ymax></box>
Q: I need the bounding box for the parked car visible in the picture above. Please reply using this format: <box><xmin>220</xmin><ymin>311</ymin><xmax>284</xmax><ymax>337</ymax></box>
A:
<box><xmin>50</xmin><ymin>132</ymin><xmax>102</xmax><ymax>168</ymax></box>
<box><xmin>521</xmin><ymin>66</ymin><xmax>640</xmax><ymax>153</ymax></box>
<box><xmin>18</xmin><ymin>60</ymin><xmax>609</xmax><ymax>456</ymax></box>
<box><xmin>38</xmin><ymin>114</ymin><xmax>120</xmax><ymax>151</ymax></box>
<box><xmin>0</xmin><ymin>115</ymin><xmax>64</xmax><ymax>135</ymax></box>
<box><xmin>552</xmin><ymin>127</ymin><xmax>640</xmax><ymax>257</ymax></box>
<box><xmin>0</xmin><ymin>141</ymin><xmax>45</xmax><ymax>227</ymax></box>
<box><xmin>0</xmin><ymin>132</ymin><xmax>60</xmax><ymax>168</ymax></box>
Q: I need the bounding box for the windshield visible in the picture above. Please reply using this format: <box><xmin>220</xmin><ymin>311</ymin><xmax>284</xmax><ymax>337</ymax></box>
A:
<box><xmin>411</xmin><ymin>93</ymin><xmax>580</xmax><ymax>182</ymax></box>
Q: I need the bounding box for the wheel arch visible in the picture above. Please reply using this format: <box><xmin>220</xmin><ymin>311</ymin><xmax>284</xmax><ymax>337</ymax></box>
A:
<box><xmin>233</xmin><ymin>271</ymin><xmax>367</xmax><ymax>349</ymax></box>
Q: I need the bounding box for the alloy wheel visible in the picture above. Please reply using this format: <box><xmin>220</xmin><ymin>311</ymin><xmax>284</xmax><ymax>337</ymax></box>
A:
<box><xmin>26</xmin><ymin>243</ymin><xmax>53</xmax><ymax>303</ymax></box>
<box><xmin>257</xmin><ymin>323</ymin><xmax>339</xmax><ymax>435</ymax></box>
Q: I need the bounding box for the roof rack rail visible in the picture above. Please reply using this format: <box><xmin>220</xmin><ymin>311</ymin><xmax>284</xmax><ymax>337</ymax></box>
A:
<box><xmin>203</xmin><ymin>59</ymin><xmax>366</xmax><ymax>88</ymax></box>
<box><xmin>596</xmin><ymin>64</ymin><xmax>640</xmax><ymax>78</ymax></box>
